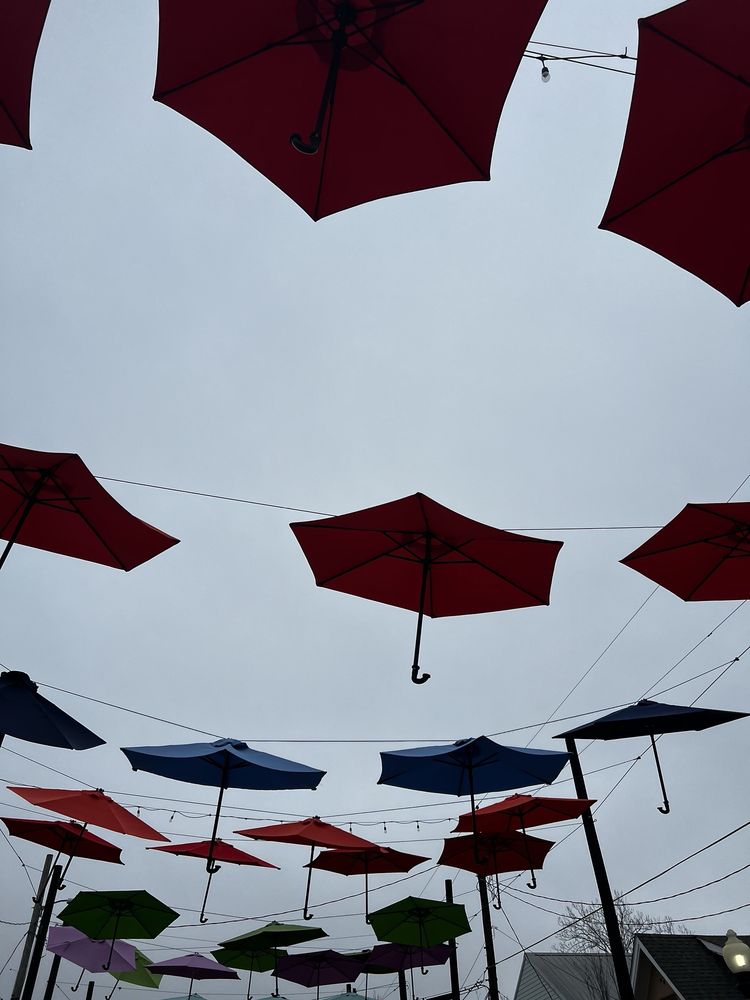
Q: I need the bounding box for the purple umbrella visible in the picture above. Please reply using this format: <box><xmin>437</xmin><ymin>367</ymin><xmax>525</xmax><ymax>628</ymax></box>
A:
<box><xmin>147</xmin><ymin>954</ymin><xmax>239</xmax><ymax>999</ymax></box>
<box><xmin>47</xmin><ymin>927</ymin><xmax>136</xmax><ymax>991</ymax></box>
<box><xmin>275</xmin><ymin>950</ymin><xmax>362</xmax><ymax>1000</ymax></box>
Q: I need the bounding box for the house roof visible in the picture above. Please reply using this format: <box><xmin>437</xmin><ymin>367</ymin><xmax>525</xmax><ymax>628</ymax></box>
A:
<box><xmin>512</xmin><ymin>952</ymin><xmax>617</xmax><ymax>999</ymax></box>
<box><xmin>635</xmin><ymin>933</ymin><xmax>750</xmax><ymax>1000</ymax></box>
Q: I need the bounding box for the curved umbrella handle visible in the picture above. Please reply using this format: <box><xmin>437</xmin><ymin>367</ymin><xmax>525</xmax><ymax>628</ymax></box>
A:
<box><xmin>411</xmin><ymin>664</ymin><xmax>431</xmax><ymax>684</ymax></box>
<box><xmin>527</xmin><ymin>873</ymin><xmax>538</xmax><ymax>890</ymax></box>
<box><xmin>303</xmin><ymin>845</ymin><xmax>315</xmax><ymax>920</ymax></box>
<box><xmin>71</xmin><ymin>968</ymin><xmax>85</xmax><ymax>992</ymax></box>
<box><xmin>101</xmin><ymin>913</ymin><xmax>121</xmax><ymax>971</ymax></box>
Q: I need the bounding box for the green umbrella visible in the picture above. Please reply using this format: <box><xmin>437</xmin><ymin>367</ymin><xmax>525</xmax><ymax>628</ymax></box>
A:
<box><xmin>59</xmin><ymin>890</ymin><xmax>179</xmax><ymax>970</ymax></box>
<box><xmin>216</xmin><ymin>923</ymin><xmax>327</xmax><ymax>997</ymax></box>
<box><xmin>111</xmin><ymin>949</ymin><xmax>163</xmax><ymax>988</ymax></box>
<box><xmin>368</xmin><ymin>897</ymin><xmax>471</xmax><ymax>950</ymax></box>
<box><xmin>211</xmin><ymin>942</ymin><xmax>286</xmax><ymax>1000</ymax></box>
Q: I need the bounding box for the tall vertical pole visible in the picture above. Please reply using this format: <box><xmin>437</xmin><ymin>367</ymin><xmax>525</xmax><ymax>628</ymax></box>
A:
<box><xmin>84</xmin><ymin>981</ymin><xmax>95</xmax><ymax>1000</ymax></box>
<box><xmin>477</xmin><ymin>876</ymin><xmax>499</xmax><ymax>1000</ymax></box>
<box><xmin>397</xmin><ymin>971</ymin><xmax>408</xmax><ymax>1000</ymax></box>
<box><xmin>40</xmin><ymin>955</ymin><xmax>61</xmax><ymax>1000</ymax></box>
<box><xmin>11</xmin><ymin>855</ymin><xmax>53</xmax><ymax>1000</ymax></box>
<box><xmin>444</xmin><ymin>880</ymin><xmax>460</xmax><ymax>1000</ymax></box>
<box><xmin>20</xmin><ymin>865</ymin><xmax>62</xmax><ymax>1000</ymax></box>
<box><xmin>565</xmin><ymin>738</ymin><xmax>634</xmax><ymax>1000</ymax></box>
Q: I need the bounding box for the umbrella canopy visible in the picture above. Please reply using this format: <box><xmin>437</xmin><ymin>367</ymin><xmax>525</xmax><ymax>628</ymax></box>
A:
<box><xmin>58</xmin><ymin>890</ymin><xmax>179</xmax><ymax>970</ymax></box>
<box><xmin>210</xmin><ymin>944</ymin><xmax>285</xmax><ymax>1000</ymax></box>
<box><xmin>110</xmin><ymin>950</ymin><xmax>163</xmax><ymax>988</ymax></box>
<box><xmin>600</xmin><ymin>0</ymin><xmax>750</xmax><ymax>306</ymax></box>
<box><xmin>46</xmin><ymin>927</ymin><xmax>136</xmax><ymax>975</ymax></box>
<box><xmin>438</xmin><ymin>831</ymin><xmax>554</xmax><ymax>878</ymax></box>
<box><xmin>147</xmin><ymin>954</ymin><xmax>239</xmax><ymax>981</ymax></box>
<box><xmin>558</xmin><ymin>699</ymin><xmax>747</xmax><ymax>815</ymax></box>
<box><xmin>0</xmin><ymin>443</ymin><xmax>179</xmax><ymax>572</ymax></box>
<box><xmin>368</xmin><ymin>943</ymin><xmax>450</xmax><ymax>973</ymax></box>
<box><xmin>275</xmin><ymin>950</ymin><xmax>363</xmax><ymax>994</ymax></box>
<box><xmin>236</xmin><ymin>817</ymin><xmax>376</xmax><ymax>921</ymax></box>
<box><xmin>621</xmin><ymin>502</ymin><xmax>750</xmax><ymax>599</ymax></box>
<box><xmin>0</xmin><ymin>671</ymin><xmax>104</xmax><ymax>750</ymax></box>
<box><xmin>453</xmin><ymin>794</ymin><xmax>595</xmax><ymax>835</ymax></box>
<box><xmin>2</xmin><ymin>817</ymin><xmax>123</xmax><ymax>866</ymax></box>
<box><xmin>368</xmin><ymin>896</ymin><xmax>471</xmax><ymax>949</ymax></box>
<box><xmin>307</xmin><ymin>845</ymin><xmax>428</xmax><ymax>921</ymax></box>
<box><xmin>0</xmin><ymin>0</ymin><xmax>50</xmax><ymax>148</ymax></box>
<box><xmin>217</xmin><ymin>922</ymin><xmax>328</xmax><ymax>952</ymax></box>
<box><xmin>292</xmin><ymin>493</ymin><xmax>563</xmax><ymax>683</ymax></box>
<box><xmin>8</xmin><ymin>786</ymin><xmax>167</xmax><ymax>841</ymax></box>
<box><xmin>153</xmin><ymin>0</ymin><xmax>548</xmax><ymax>220</ymax></box>
<box><xmin>149</xmin><ymin>839</ymin><xmax>279</xmax><ymax>867</ymax></box>
<box><xmin>122</xmin><ymin>739</ymin><xmax>325</xmax><ymax>921</ymax></box>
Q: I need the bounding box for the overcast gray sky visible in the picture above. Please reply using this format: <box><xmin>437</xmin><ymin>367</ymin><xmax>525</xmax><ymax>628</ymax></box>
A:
<box><xmin>2</xmin><ymin>2</ymin><xmax>749</xmax><ymax>999</ymax></box>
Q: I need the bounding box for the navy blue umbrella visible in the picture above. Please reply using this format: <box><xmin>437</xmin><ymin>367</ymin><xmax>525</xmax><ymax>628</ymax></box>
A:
<box><xmin>122</xmin><ymin>739</ymin><xmax>326</xmax><ymax>920</ymax></box>
<box><xmin>0</xmin><ymin>671</ymin><xmax>104</xmax><ymax>751</ymax></box>
<box><xmin>379</xmin><ymin>736</ymin><xmax>569</xmax><ymax>857</ymax></box>
<box><xmin>557</xmin><ymin>699</ymin><xmax>747</xmax><ymax>814</ymax></box>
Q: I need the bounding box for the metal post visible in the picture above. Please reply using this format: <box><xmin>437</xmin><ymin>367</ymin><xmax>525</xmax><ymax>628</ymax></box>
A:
<box><xmin>84</xmin><ymin>981</ymin><xmax>95</xmax><ymax>1000</ymax></box>
<box><xmin>397</xmin><ymin>970</ymin><xmax>408</xmax><ymax>1000</ymax></box>
<box><xmin>41</xmin><ymin>955</ymin><xmax>61</xmax><ymax>1000</ymax></box>
<box><xmin>20</xmin><ymin>865</ymin><xmax>62</xmax><ymax>1000</ymax></box>
<box><xmin>476</xmin><ymin>876</ymin><xmax>499</xmax><ymax>1000</ymax></box>
<box><xmin>565</xmin><ymin>738</ymin><xmax>634</xmax><ymax>1000</ymax></box>
<box><xmin>444</xmin><ymin>880</ymin><xmax>460</xmax><ymax>1000</ymax></box>
<box><xmin>11</xmin><ymin>855</ymin><xmax>53</xmax><ymax>1000</ymax></box>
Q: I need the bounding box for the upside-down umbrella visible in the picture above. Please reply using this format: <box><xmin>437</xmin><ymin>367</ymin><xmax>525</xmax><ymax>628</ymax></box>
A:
<box><xmin>379</xmin><ymin>736</ymin><xmax>569</xmax><ymax>860</ymax></box>
<box><xmin>236</xmin><ymin>816</ymin><xmax>375</xmax><ymax>920</ymax></box>
<box><xmin>211</xmin><ymin>942</ymin><xmax>285</xmax><ymax>1000</ymax></box>
<box><xmin>0</xmin><ymin>0</ymin><xmax>50</xmax><ymax>148</ymax></box>
<box><xmin>153</xmin><ymin>0</ymin><xmax>548</xmax><ymax>220</ymax></box>
<box><xmin>2</xmin><ymin>817</ymin><xmax>123</xmax><ymax>883</ymax></box>
<box><xmin>557</xmin><ymin>699</ymin><xmax>747</xmax><ymax>815</ymax></box>
<box><xmin>0</xmin><ymin>671</ymin><xmax>104</xmax><ymax>751</ymax></box>
<box><xmin>216</xmin><ymin>922</ymin><xmax>327</xmax><ymax>998</ymax></box>
<box><xmin>0</xmin><ymin>443</ymin><xmax>179</xmax><ymax>573</ymax></box>
<box><xmin>58</xmin><ymin>890</ymin><xmax>179</xmax><ymax>971</ymax></box>
<box><xmin>8</xmin><ymin>786</ymin><xmax>167</xmax><ymax>841</ymax></box>
<box><xmin>147</xmin><ymin>954</ymin><xmax>239</xmax><ymax>1000</ymax></box>
<box><xmin>438</xmin><ymin>831</ymin><xmax>554</xmax><ymax>903</ymax></box>
<box><xmin>307</xmin><ymin>845</ymin><xmax>428</xmax><ymax>921</ymax></box>
<box><xmin>275</xmin><ymin>949</ymin><xmax>362</xmax><ymax>1000</ymax></box>
<box><xmin>621</xmin><ymin>502</ymin><xmax>750</xmax><ymax>599</ymax></box>
<box><xmin>148</xmin><ymin>839</ymin><xmax>278</xmax><ymax>919</ymax></box>
<box><xmin>292</xmin><ymin>493</ymin><xmax>563</xmax><ymax>683</ymax></box>
<box><xmin>122</xmin><ymin>739</ymin><xmax>325</xmax><ymax>922</ymax></box>
<box><xmin>600</xmin><ymin>0</ymin><xmax>750</xmax><ymax>306</ymax></box>
<box><xmin>46</xmin><ymin>927</ymin><xmax>136</xmax><ymax>990</ymax></box>
<box><xmin>368</xmin><ymin>896</ymin><xmax>470</xmax><ymax>953</ymax></box>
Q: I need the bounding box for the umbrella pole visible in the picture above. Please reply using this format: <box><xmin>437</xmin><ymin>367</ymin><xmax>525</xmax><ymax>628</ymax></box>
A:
<box><xmin>188</xmin><ymin>978</ymin><xmax>194</xmax><ymax>1000</ymax></box>
<box><xmin>364</xmin><ymin>864</ymin><xmax>370</xmax><ymax>924</ymax></box>
<box><xmin>649</xmin><ymin>736</ymin><xmax>671</xmax><ymax>815</ymax></box>
<box><xmin>0</xmin><ymin>475</ymin><xmax>49</xmax><ymax>573</ymax></box>
<box><xmin>466</xmin><ymin>761</ymin><xmax>484</xmax><ymax>866</ymax></box>
<box><xmin>71</xmin><ymin>969</ymin><xmax>85</xmax><ymax>992</ymax></box>
<box><xmin>60</xmin><ymin>823</ymin><xmax>88</xmax><ymax>888</ymax></box>
<box><xmin>491</xmin><ymin>847</ymin><xmax>502</xmax><ymax>911</ymax></box>
<box><xmin>445</xmin><ymin>879</ymin><xmax>461</xmax><ymax>1000</ymax></box>
<box><xmin>411</xmin><ymin>545</ymin><xmax>431</xmax><ymax>684</ymax></box>
<box><xmin>101</xmin><ymin>910</ymin><xmax>122</xmax><ymax>971</ymax></box>
<box><xmin>303</xmin><ymin>844</ymin><xmax>315</xmax><ymax>920</ymax></box>
<box><xmin>20</xmin><ymin>864</ymin><xmax>62</xmax><ymax>1000</ymax></box>
<box><xmin>201</xmin><ymin>781</ymin><xmax>226</xmax><ymax>923</ymax></box>
<box><xmin>290</xmin><ymin>15</ymin><xmax>347</xmax><ymax>154</ymax></box>
<box><xmin>246</xmin><ymin>968</ymin><xmax>253</xmax><ymax>1000</ymax></box>
<box><xmin>519</xmin><ymin>817</ymin><xmax>537</xmax><ymax>890</ymax></box>
<box><xmin>476</xmin><ymin>876</ymin><xmax>500</xmax><ymax>1000</ymax></box>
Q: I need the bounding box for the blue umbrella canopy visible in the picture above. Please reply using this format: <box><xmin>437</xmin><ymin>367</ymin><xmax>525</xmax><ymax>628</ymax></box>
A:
<box><xmin>121</xmin><ymin>739</ymin><xmax>326</xmax><ymax>922</ymax></box>
<box><xmin>0</xmin><ymin>671</ymin><xmax>104</xmax><ymax>750</ymax></box>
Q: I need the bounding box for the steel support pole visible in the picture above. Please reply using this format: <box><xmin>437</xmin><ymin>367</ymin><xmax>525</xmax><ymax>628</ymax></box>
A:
<box><xmin>40</xmin><ymin>955</ymin><xmax>61</xmax><ymax>1000</ymax></box>
<box><xmin>11</xmin><ymin>854</ymin><xmax>53</xmax><ymax>1000</ymax></box>
<box><xmin>398</xmin><ymin>970</ymin><xmax>408</xmax><ymax>1000</ymax></box>
<box><xmin>84</xmin><ymin>981</ymin><xmax>95</xmax><ymax>1000</ymax></box>
<box><xmin>477</xmin><ymin>876</ymin><xmax>499</xmax><ymax>1000</ymax></box>
<box><xmin>444</xmin><ymin>880</ymin><xmax>460</xmax><ymax>1000</ymax></box>
<box><xmin>20</xmin><ymin>865</ymin><xmax>62</xmax><ymax>1000</ymax></box>
<box><xmin>565</xmin><ymin>738</ymin><xmax>634</xmax><ymax>1000</ymax></box>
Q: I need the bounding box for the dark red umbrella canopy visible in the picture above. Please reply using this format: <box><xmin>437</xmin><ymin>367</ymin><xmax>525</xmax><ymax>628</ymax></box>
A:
<box><xmin>153</xmin><ymin>0</ymin><xmax>548</xmax><ymax>220</ymax></box>
<box><xmin>0</xmin><ymin>444</ymin><xmax>179</xmax><ymax>571</ymax></box>
<box><xmin>600</xmin><ymin>0</ymin><xmax>750</xmax><ymax>305</ymax></box>
<box><xmin>8</xmin><ymin>787</ymin><xmax>168</xmax><ymax>841</ymax></box>
<box><xmin>308</xmin><ymin>845</ymin><xmax>427</xmax><ymax>876</ymax></box>
<box><xmin>149</xmin><ymin>839</ymin><xmax>280</xmax><ymax>867</ymax></box>
<box><xmin>0</xmin><ymin>1</ymin><xmax>50</xmax><ymax>148</ymax></box>
<box><xmin>621</xmin><ymin>502</ymin><xmax>750</xmax><ymax>600</ymax></box>
<box><xmin>453</xmin><ymin>794</ymin><xmax>594</xmax><ymax>835</ymax></box>
<box><xmin>1</xmin><ymin>817</ymin><xmax>123</xmax><ymax>864</ymax></box>
<box><xmin>438</xmin><ymin>830</ymin><xmax>553</xmax><ymax>878</ymax></box>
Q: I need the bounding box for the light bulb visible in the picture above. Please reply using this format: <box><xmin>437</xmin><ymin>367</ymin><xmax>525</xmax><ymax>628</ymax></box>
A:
<box><xmin>723</xmin><ymin>930</ymin><xmax>750</xmax><ymax>974</ymax></box>
<box><xmin>541</xmin><ymin>62</ymin><xmax>550</xmax><ymax>83</ymax></box>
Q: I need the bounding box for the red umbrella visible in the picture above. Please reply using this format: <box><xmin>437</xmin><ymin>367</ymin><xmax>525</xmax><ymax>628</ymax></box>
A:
<box><xmin>439</xmin><ymin>831</ymin><xmax>553</xmax><ymax>905</ymax></box>
<box><xmin>308</xmin><ymin>845</ymin><xmax>428</xmax><ymax>921</ymax></box>
<box><xmin>292</xmin><ymin>493</ymin><xmax>563</xmax><ymax>683</ymax></box>
<box><xmin>0</xmin><ymin>1</ymin><xmax>50</xmax><ymax>148</ymax></box>
<box><xmin>600</xmin><ymin>0</ymin><xmax>750</xmax><ymax>306</ymax></box>
<box><xmin>2</xmin><ymin>817</ymin><xmax>123</xmax><ymax>874</ymax></box>
<box><xmin>153</xmin><ymin>0</ymin><xmax>548</xmax><ymax>220</ymax></box>
<box><xmin>236</xmin><ymin>816</ymin><xmax>376</xmax><ymax>919</ymax></box>
<box><xmin>8</xmin><ymin>787</ymin><xmax>168</xmax><ymax>841</ymax></box>
<box><xmin>621</xmin><ymin>502</ymin><xmax>750</xmax><ymax>600</ymax></box>
<box><xmin>0</xmin><ymin>443</ymin><xmax>179</xmax><ymax>573</ymax></box>
<box><xmin>148</xmin><ymin>839</ymin><xmax>279</xmax><ymax>917</ymax></box>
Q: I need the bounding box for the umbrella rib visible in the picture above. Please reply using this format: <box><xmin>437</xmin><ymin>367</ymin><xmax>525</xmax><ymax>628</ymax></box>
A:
<box><xmin>738</xmin><ymin>264</ymin><xmax>750</xmax><ymax>307</ymax></box>
<box><xmin>54</xmin><ymin>479</ymin><xmax>130</xmax><ymax>570</ymax></box>
<box><xmin>624</xmin><ymin>524</ymin><xmax>746</xmax><ymax>561</ymax></box>
<box><xmin>0</xmin><ymin>97</ymin><xmax>29</xmax><ymax>146</ymax></box>
<box><xmin>430</xmin><ymin>535</ymin><xmax>551</xmax><ymax>606</ymax></box>
<box><xmin>643</xmin><ymin>22</ymin><xmax>750</xmax><ymax>90</ymax></box>
<box><xmin>682</xmin><ymin>529</ymin><xmax>750</xmax><ymax>600</ymax></box>
<box><xmin>312</xmin><ymin>53</ymin><xmax>338</xmax><ymax>221</ymax></box>
<box><xmin>315</xmin><ymin>534</ymin><xmax>429</xmax><ymax>587</ymax></box>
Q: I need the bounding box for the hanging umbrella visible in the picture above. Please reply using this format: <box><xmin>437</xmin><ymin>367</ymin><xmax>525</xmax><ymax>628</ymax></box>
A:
<box><xmin>211</xmin><ymin>943</ymin><xmax>284</xmax><ymax>1000</ymax></box>
<box><xmin>600</xmin><ymin>0</ymin><xmax>750</xmax><ymax>306</ymax></box>
<box><xmin>274</xmin><ymin>950</ymin><xmax>362</xmax><ymax>1000</ymax></box>
<box><xmin>438</xmin><ymin>831</ymin><xmax>554</xmax><ymax>903</ymax></box>
<box><xmin>307</xmin><ymin>846</ymin><xmax>428</xmax><ymax>921</ymax></box>
<box><xmin>152</xmin><ymin>0</ymin><xmax>548</xmax><ymax>220</ymax></box>
<box><xmin>0</xmin><ymin>442</ymin><xmax>179</xmax><ymax>573</ymax></box>
<box><xmin>368</xmin><ymin>896</ymin><xmax>470</xmax><ymax>952</ymax></box>
<box><xmin>0</xmin><ymin>671</ymin><xmax>104</xmax><ymax>751</ymax></box>
<box><xmin>58</xmin><ymin>890</ymin><xmax>179</xmax><ymax>970</ymax></box>
<box><xmin>147</xmin><ymin>954</ymin><xmax>239</xmax><ymax>1000</ymax></box>
<box><xmin>2</xmin><ymin>817</ymin><xmax>122</xmax><ymax>884</ymax></box>
<box><xmin>557</xmin><ymin>699</ymin><xmax>747</xmax><ymax>814</ymax></box>
<box><xmin>216</xmin><ymin>923</ymin><xmax>327</xmax><ymax>999</ymax></box>
<box><xmin>110</xmin><ymin>949</ymin><xmax>163</xmax><ymax>989</ymax></box>
<box><xmin>148</xmin><ymin>839</ymin><xmax>278</xmax><ymax>919</ymax></box>
<box><xmin>292</xmin><ymin>493</ymin><xmax>563</xmax><ymax>683</ymax></box>
<box><xmin>379</xmin><ymin>736</ymin><xmax>569</xmax><ymax>859</ymax></box>
<box><xmin>366</xmin><ymin>942</ymin><xmax>450</xmax><ymax>991</ymax></box>
<box><xmin>8</xmin><ymin>786</ymin><xmax>167</xmax><ymax>841</ymax></box>
<box><xmin>236</xmin><ymin>816</ymin><xmax>375</xmax><ymax>920</ymax></box>
<box><xmin>0</xmin><ymin>0</ymin><xmax>50</xmax><ymax>148</ymax></box>
<box><xmin>621</xmin><ymin>502</ymin><xmax>750</xmax><ymax>599</ymax></box>
<box><xmin>46</xmin><ymin>927</ymin><xmax>136</xmax><ymax>990</ymax></box>
<box><xmin>122</xmin><ymin>739</ymin><xmax>325</xmax><ymax>922</ymax></box>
